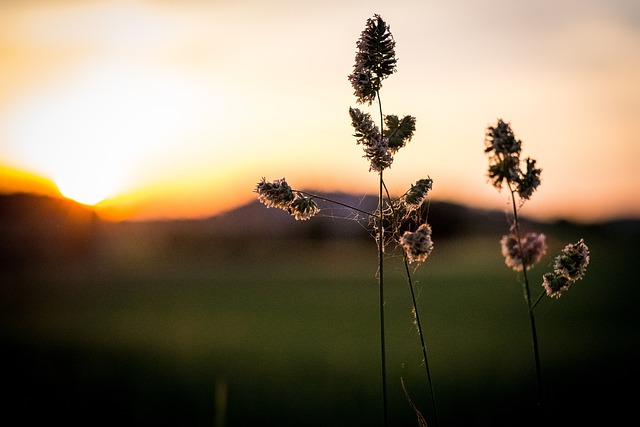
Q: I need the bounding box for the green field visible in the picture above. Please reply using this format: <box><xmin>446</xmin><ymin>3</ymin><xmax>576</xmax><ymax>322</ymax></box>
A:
<box><xmin>1</xmin><ymin>220</ymin><xmax>638</xmax><ymax>426</ymax></box>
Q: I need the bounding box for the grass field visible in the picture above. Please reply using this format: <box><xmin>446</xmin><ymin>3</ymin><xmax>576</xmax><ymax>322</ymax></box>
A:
<box><xmin>1</xmin><ymin>219</ymin><xmax>638</xmax><ymax>426</ymax></box>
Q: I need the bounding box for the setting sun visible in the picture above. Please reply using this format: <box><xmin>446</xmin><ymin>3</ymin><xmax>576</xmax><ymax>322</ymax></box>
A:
<box><xmin>54</xmin><ymin>159</ymin><xmax>118</xmax><ymax>205</ymax></box>
<box><xmin>5</xmin><ymin>59</ymin><xmax>215</xmax><ymax>210</ymax></box>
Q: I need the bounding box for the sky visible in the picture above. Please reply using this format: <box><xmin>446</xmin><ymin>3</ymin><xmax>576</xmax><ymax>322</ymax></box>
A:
<box><xmin>0</xmin><ymin>0</ymin><xmax>639</xmax><ymax>222</ymax></box>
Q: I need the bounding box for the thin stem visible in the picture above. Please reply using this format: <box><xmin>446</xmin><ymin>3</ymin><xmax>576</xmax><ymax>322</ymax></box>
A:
<box><xmin>378</xmin><ymin>172</ymin><xmax>388</xmax><ymax>427</ymax></box>
<box><xmin>382</xmin><ymin>181</ymin><xmax>439</xmax><ymax>427</ymax></box>
<box><xmin>295</xmin><ymin>190</ymin><xmax>375</xmax><ymax>218</ymax></box>
<box><xmin>531</xmin><ymin>290</ymin><xmax>546</xmax><ymax>312</ymax></box>
<box><xmin>402</xmin><ymin>256</ymin><xmax>439</xmax><ymax>426</ymax></box>
<box><xmin>508</xmin><ymin>183</ymin><xmax>544</xmax><ymax>423</ymax></box>
<box><xmin>383</xmin><ymin>183</ymin><xmax>438</xmax><ymax>426</ymax></box>
<box><xmin>376</xmin><ymin>90</ymin><xmax>388</xmax><ymax>427</ymax></box>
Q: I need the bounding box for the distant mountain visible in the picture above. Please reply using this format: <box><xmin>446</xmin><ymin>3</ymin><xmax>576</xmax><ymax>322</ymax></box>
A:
<box><xmin>208</xmin><ymin>192</ymin><xmax>379</xmax><ymax>239</ymax></box>
<box><xmin>0</xmin><ymin>192</ymin><xmax>101</xmax><ymax>268</ymax></box>
<box><xmin>2</xmin><ymin>192</ymin><xmax>639</xmax><ymax>269</ymax></box>
<box><xmin>203</xmin><ymin>192</ymin><xmax>523</xmax><ymax>240</ymax></box>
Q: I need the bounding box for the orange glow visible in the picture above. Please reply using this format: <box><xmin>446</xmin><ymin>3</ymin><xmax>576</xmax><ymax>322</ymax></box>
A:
<box><xmin>0</xmin><ymin>1</ymin><xmax>639</xmax><ymax>223</ymax></box>
<box><xmin>94</xmin><ymin>176</ymin><xmax>251</xmax><ymax>222</ymax></box>
<box><xmin>1</xmin><ymin>160</ymin><xmax>638</xmax><ymax>224</ymax></box>
<box><xmin>0</xmin><ymin>165</ymin><xmax>60</xmax><ymax>197</ymax></box>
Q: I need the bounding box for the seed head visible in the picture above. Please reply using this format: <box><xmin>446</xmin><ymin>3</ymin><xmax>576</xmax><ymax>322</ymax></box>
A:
<box><xmin>517</xmin><ymin>157</ymin><xmax>542</xmax><ymax>200</ymax></box>
<box><xmin>485</xmin><ymin>119</ymin><xmax>522</xmax><ymax>157</ymax></box>
<box><xmin>541</xmin><ymin>239</ymin><xmax>590</xmax><ymax>299</ymax></box>
<box><xmin>405</xmin><ymin>178</ymin><xmax>433</xmax><ymax>209</ymax></box>
<box><xmin>400</xmin><ymin>223</ymin><xmax>434</xmax><ymax>264</ymax></box>
<box><xmin>348</xmin><ymin>14</ymin><xmax>397</xmax><ymax>105</ymax></box>
<box><xmin>255</xmin><ymin>177</ymin><xmax>295</xmax><ymax>210</ymax></box>
<box><xmin>553</xmin><ymin>239</ymin><xmax>590</xmax><ymax>281</ymax></box>
<box><xmin>289</xmin><ymin>194</ymin><xmax>319</xmax><ymax>221</ymax></box>
<box><xmin>542</xmin><ymin>272</ymin><xmax>572</xmax><ymax>299</ymax></box>
<box><xmin>500</xmin><ymin>232</ymin><xmax>547</xmax><ymax>271</ymax></box>
<box><xmin>484</xmin><ymin>119</ymin><xmax>542</xmax><ymax>200</ymax></box>
<box><xmin>384</xmin><ymin>114</ymin><xmax>416</xmax><ymax>152</ymax></box>
<box><xmin>485</xmin><ymin>119</ymin><xmax>522</xmax><ymax>191</ymax></box>
<box><xmin>364</xmin><ymin>138</ymin><xmax>394</xmax><ymax>172</ymax></box>
<box><xmin>349</xmin><ymin>107</ymin><xmax>394</xmax><ymax>171</ymax></box>
<box><xmin>254</xmin><ymin>178</ymin><xmax>319</xmax><ymax>220</ymax></box>
<box><xmin>349</xmin><ymin>107</ymin><xmax>381</xmax><ymax>146</ymax></box>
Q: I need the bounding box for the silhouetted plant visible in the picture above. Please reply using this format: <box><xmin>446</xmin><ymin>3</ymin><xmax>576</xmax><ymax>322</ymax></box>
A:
<box><xmin>255</xmin><ymin>14</ymin><xmax>438</xmax><ymax>427</ymax></box>
<box><xmin>485</xmin><ymin>119</ymin><xmax>591</xmax><ymax>424</ymax></box>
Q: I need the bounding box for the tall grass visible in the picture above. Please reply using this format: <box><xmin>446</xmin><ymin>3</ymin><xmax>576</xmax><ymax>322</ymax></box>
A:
<box><xmin>253</xmin><ymin>14</ymin><xmax>595</xmax><ymax>426</ymax></box>
<box><xmin>255</xmin><ymin>14</ymin><xmax>437</xmax><ymax>426</ymax></box>
<box><xmin>485</xmin><ymin>119</ymin><xmax>590</xmax><ymax>423</ymax></box>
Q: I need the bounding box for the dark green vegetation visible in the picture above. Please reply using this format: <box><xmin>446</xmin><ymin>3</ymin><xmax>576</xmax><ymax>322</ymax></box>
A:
<box><xmin>1</xmin><ymin>194</ymin><xmax>638</xmax><ymax>426</ymax></box>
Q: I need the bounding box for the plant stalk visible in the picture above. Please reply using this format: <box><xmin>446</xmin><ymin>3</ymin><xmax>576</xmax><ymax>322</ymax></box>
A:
<box><xmin>378</xmin><ymin>171</ymin><xmax>388</xmax><ymax>427</ymax></box>
<box><xmin>376</xmin><ymin>91</ymin><xmax>388</xmax><ymax>427</ymax></box>
<box><xmin>402</xmin><ymin>256</ymin><xmax>439</xmax><ymax>426</ymax></box>
<box><xmin>508</xmin><ymin>184</ymin><xmax>544</xmax><ymax>423</ymax></box>
<box><xmin>295</xmin><ymin>190</ymin><xmax>374</xmax><ymax>218</ymax></box>
<box><xmin>382</xmin><ymin>180</ymin><xmax>438</xmax><ymax>426</ymax></box>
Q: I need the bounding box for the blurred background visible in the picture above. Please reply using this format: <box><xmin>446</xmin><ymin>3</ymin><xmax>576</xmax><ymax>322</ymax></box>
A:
<box><xmin>1</xmin><ymin>193</ymin><xmax>638</xmax><ymax>426</ymax></box>
<box><xmin>1</xmin><ymin>0</ymin><xmax>639</xmax><ymax>425</ymax></box>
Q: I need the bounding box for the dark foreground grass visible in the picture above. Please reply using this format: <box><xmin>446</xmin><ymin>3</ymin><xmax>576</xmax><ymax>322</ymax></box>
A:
<box><xmin>1</xmin><ymin>223</ymin><xmax>638</xmax><ymax>426</ymax></box>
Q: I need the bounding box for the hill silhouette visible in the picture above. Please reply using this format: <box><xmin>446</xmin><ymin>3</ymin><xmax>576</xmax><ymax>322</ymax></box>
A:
<box><xmin>0</xmin><ymin>193</ymin><xmax>102</xmax><ymax>268</ymax></box>
<box><xmin>206</xmin><ymin>192</ymin><xmax>513</xmax><ymax>239</ymax></box>
<box><xmin>2</xmin><ymin>192</ymin><xmax>638</xmax><ymax>269</ymax></box>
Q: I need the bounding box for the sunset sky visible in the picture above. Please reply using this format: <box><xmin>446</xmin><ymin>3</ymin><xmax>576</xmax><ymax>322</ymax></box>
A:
<box><xmin>1</xmin><ymin>0</ymin><xmax>638</xmax><ymax>222</ymax></box>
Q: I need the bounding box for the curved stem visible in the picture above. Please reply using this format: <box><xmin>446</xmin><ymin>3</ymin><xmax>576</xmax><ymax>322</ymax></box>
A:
<box><xmin>508</xmin><ymin>183</ymin><xmax>544</xmax><ymax>423</ymax></box>
<box><xmin>402</xmin><ymin>256</ymin><xmax>439</xmax><ymax>426</ymax></box>
<box><xmin>381</xmin><ymin>181</ymin><xmax>438</xmax><ymax>426</ymax></box>
<box><xmin>294</xmin><ymin>190</ymin><xmax>375</xmax><ymax>218</ymax></box>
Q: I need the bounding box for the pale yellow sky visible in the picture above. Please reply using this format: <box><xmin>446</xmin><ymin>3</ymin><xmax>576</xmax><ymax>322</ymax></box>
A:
<box><xmin>1</xmin><ymin>0</ymin><xmax>639</xmax><ymax>222</ymax></box>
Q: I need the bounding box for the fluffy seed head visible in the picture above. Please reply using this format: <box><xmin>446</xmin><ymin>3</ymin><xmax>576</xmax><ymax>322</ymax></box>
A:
<box><xmin>254</xmin><ymin>178</ymin><xmax>319</xmax><ymax>220</ymax></box>
<box><xmin>349</xmin><ymin>107</ymin><xmax>394</xmax><ymax>171</ymax></box>
<box><xmin>348</xmin><ymin>14</ymin><xmax>397</xmax><ymax>104</ymax></box>
<box><xmin>500</xmin><ymin>232</ymin><xmax>547</xmax><ymax>271</ymax></box>
<box><xmin>289</xmin><ymin>194</ymin><xmax>319</xmax><ymax>221</ymax></box>
<box><xmin>484</xmin><ymin>119</ymin><xmax>542</xmax><ymax>200</ymax></box>
<box><xmin>553</xmin><ymin>239</ymin><xmax>590</xmax><ymax>281</ymax></box>
<box><xmin>517</xmin><ymin>157</ymin><xmax>542</xmax><ymax>200</ymax></box>
<box><xmin>542</xmin><ymin>272</ymin><xmax>573</xmax><ymax>299</ymax></box>
<box><xmin>255</xmin><ymin>177</ymin><xmax>295</xmax><ymax>210</ymax></box>
<box><xmin>485</xmin><ymin>119</ymin><xmax>522</xmax><ymax>157</ymax></box>
<box><xmin>384</xmin><ymin>114</ymin><xmax>416</xmax><ymax>152</ymax></box>
<box><xmin>405</xmin><ymin>178</ymin><xmax>433</xmax><ymax>208</ymax></box>
<box><xmin>400</xmin><ymin>223</ymin><xmax>434</xmax><ymax>263</ymax></box>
